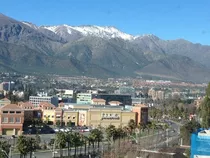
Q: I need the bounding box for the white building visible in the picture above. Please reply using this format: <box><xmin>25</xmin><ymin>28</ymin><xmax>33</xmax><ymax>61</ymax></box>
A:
<box><xmin>76</xmin><ymin>93</ymin><xmax>92</xmax><ymax>104</ymax></box>
<box><xmin>29</xmin><ymin>96</ymin><xmax>58</xmax><ymax>107</ymax></box>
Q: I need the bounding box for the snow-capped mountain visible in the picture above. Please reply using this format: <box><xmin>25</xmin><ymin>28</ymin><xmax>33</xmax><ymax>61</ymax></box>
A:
<box><xmin>41</xmin><ymin>25</ymin><xmax>135</xmax><ymax>40</ymax></box>
<box><xmin>21</xmin><ymin>21</ymin><xmax>156</xmax><ymax>41</ymax></box>
<box><xmin>22</xmin><ymin>21</ymin><xmax>39</xmax><ymax>30</ymax></box>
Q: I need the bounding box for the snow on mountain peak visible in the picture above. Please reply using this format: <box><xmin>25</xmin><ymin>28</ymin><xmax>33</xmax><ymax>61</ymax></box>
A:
<box><xmin>39</xmin><ymin>24</ymin><xmax>157</xmax><ymax>41</ymax></box>
<box><xmin>22</xmin><ymin>21</ymin><xmax>38</xmax><ymax>29</ymax></box>
<box><xmin>42</xmin><ymin>24</ymin><xmax>135</xmax><ymax>40</ymax></box>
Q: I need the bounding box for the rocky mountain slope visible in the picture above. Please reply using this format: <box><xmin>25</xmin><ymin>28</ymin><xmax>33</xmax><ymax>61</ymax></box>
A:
<box><xmin>1</xmin><ymin>13</ymin><xmax>210</xmax><ymax>83</ymax></box>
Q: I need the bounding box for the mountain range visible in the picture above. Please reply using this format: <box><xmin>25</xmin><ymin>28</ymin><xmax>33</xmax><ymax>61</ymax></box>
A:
<box><xmin>0</xmin><ymin>13</ymin><xmax>210</xmax><ymax>83</ymax></box>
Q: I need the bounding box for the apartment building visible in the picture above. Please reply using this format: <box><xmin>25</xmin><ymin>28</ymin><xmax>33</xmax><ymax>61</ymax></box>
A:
<box><xmin>29</xmin><ymin>96</ymin><xmax>58</xmax><ymax>107</ymax></box>
<box><xmin>0</xmin><ymin>104</ymin><xmax>24</xmax><ymax>135</ymax></box>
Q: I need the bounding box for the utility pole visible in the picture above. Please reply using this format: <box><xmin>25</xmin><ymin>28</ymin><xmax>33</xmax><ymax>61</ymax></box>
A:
<box><xmin>166</xmin><ymin>129</ymin><xmax>169</xmax><ymax>147</ymax></box>
<box><xmin>52</xmin><ymin>139</ymin><xmax>56</xmax><ymax>158</ymax></box>
<box><xmin>180</xmin><ymin>138</ymin><xmax>183</xmax><ymax>146</ymax></box>
<box><xmin>9</xmin><ymin>146</ymin><xmax>12</xmax><ymax>158</ymax></box>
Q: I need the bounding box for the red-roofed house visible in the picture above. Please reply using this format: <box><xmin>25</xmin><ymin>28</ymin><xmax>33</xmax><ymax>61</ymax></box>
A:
<box><xmin>0</xmin><ymin>104</ymin><xmax>24</xmax><ymax>135</ymax></box>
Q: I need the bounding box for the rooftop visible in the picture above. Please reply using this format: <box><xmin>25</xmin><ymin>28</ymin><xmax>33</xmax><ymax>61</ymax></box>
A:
<box><xmin>92</xmin><ymin>98</ymin><xmax>106</xmax><ymax>102</ymax></box>
<box><xmin>0</xmin><ymin>104</ymin><xmax>22</xmax><ymax>110</ymax></box>
<box><xmin>0</xmin><ymin>98</ymin><xmax>11</xmax><ymax>102</ymax></box>
<box><xmin>133</xmin><ymin>104</ymin><xmax>148</xmax><ymax>108</ymax></box>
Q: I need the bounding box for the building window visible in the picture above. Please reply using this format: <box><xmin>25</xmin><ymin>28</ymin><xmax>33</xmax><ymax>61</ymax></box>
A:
<box><xmin>9</xmin><ymin>117</ymin><xmax>14</xmax><ymax>123</ymax></box>
<box><xmin>16</xmin><ymin>111</ymin><xmax>21</xmax><ymax>114</ymax></box>
<box><xmin>3</xmin><ymin>111</ymin><xmax>8</xmax><ymax>114</ymax></box>
<box><xmin>68</xmin><ymin>117</ymin><xmax>71</xmax><ymax>119</ymax></box>
<box><xmin>72</xmin><ymin>116</ymin><xmax>75</xmax><ymax>120</ymax></box>
<box><xmin>2</xmin><ymin>117</ymin><xmax>8</xmax><ymax>123</ymax></box>
<box><xmin>16</xmin><ymin>117</ymin><xmax>21</xmax><ymax>123</ymax></box>
<box><xmin>10</xmin><ymin>111</ymin><xmax>15</xmax><ymax>114</ymax></box>
<box><xmin>52</xmin><ymin>115</ymin><xmax>54</xmax><ymax>118</ymax></box>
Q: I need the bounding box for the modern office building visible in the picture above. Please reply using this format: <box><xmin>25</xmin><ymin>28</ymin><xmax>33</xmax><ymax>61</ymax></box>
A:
<box><xmin>29</xmin><ymin>96</ymin><xmax>58</xmax><ymax>107</ymax></box>
<box><xmin>1</xmin><ymin>82</ymin><xmax>15</xmax><ymax>91</ymax></box>
<box><xmin>57</xmin><ymin>90</ymin><xmax>76</xmax><ymax>103</ymax></box>
<box><xmin>76</xmin><ymin>93</ymin><xmax>92</xmax><ymax>104</ymax></box>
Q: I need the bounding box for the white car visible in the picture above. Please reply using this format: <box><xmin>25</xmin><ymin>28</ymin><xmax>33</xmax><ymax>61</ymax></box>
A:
<box><xmin>54</xmin><ymin>128</ymin><xmax>60</xmax><ymax>132</ymax></box>
<box><xmin>84</xmin><ymin>128</ymin><xmax>90</xmax><ymax>132</ymax></box>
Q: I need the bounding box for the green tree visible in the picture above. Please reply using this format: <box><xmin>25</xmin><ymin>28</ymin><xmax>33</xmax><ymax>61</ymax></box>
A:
<box><xmin>27</xmin><ymin>137</ymin><xmax>37</xmax><ymax>158</ymax></box>
<box><xmin>17</xmin><ymin>136</ymin><xmax>30</xmax><ymax>158</ymax></box>
<box><xmin>89</xmin><ymin>128</ymin><xmax>104</xmax><ymax>149</ymax></box>
<box><xmin>35</xmin><ymin>134</ymin><xmax>41</xmax><ymax>149</ymax></box>
<box><xmin>65</xmin><ymin>132</ymin><xmax>74</xmax><ymax>157</ymax></box>
<box><xmin>0</xmin><ymin>140</ymin><xmax>11</xmax><ymax>158</ymax></box>
<box><xmin>55</xmin><ymin>132</ymin><xmax>66</xmax><ymax>157</ymax></box>
<box><xmin>56</xmin><ymin>120</ymin><xmax>61</xmax><ymax>127</ymax></box>
<box><xmin>72</xmin><ymin>132</ymin><xmax>82</xmax><ymax>157</ymax></box>
<box><xmin>67</xmin><ymin>120</ymin><xmax>72</xmax><ymax>127</ymax></box>
<box><xmin>200</xmin><ymin>86</ymin><xmax>210</xmax><ymax>128</ymax></box>
<box><xmin>128</xmin><ymin>119</ymin><xmax>136</xmax><ymax>134</ymax></box>
<box><xmin>105</xmin><ymin>125</ymin><xmax>116</xmax><ymax>141</ymax></box>
<box><xmin>83</xmin><ymin>136</ymin><xmax>89</xmax><ymax>156</ymax></box>
<box><xmin>180</xmin><ymin>120</ymin><xmax>201</xmax><ymax>145</ymax></box>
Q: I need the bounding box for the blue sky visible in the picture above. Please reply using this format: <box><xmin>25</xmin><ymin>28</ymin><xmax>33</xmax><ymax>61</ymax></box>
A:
<box><xmin>1</xmin><ymin>0</ymin><xmax>210</xmax><ymax>45</ymax></box>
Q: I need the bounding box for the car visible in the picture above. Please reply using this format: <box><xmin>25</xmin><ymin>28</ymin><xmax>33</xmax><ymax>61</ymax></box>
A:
<box><xmin>84</xmin><ymin>128</ymin><xmax>90</xmax><ymax>132</ymax></box>
<box><xmin>54</xmin><ymin>128</ymin><xmax>60</xmax><ymax>132</ymax></box>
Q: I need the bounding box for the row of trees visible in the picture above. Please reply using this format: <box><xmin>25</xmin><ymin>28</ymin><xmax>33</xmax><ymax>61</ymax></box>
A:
<box><xmin>0</xmin><ymin>119</ymin><xmax>169</xmax><ymax>158</ymax></box>
<box><xmin>54</xmin><ymin>128</ymin><xmax>104</xmax><ymax>157</ymax></box>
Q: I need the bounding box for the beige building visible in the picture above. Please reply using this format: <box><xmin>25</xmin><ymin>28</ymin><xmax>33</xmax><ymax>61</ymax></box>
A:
<box><xmin>62</xmin><ymin>110</ymin><xmax>79</xmax><ymax>126</ymax></box>
<box><xmin>91</xmin><ymin>98</ymin><xmax>106</xmax><ymax>105</ymax></box>
<box><xmin>108</xmin><ymin>101</ymin><xmax>122</xmax><ymax>106</ymax></box>
<box><xmin>38</xmin><ymin>102</ymin><xmax>56</xmax><ymax>124</ymax></box>
<box><xmin>87</xmin><ymin>107</ymin><xmax>136</xmax><ymax>128</ymax></box>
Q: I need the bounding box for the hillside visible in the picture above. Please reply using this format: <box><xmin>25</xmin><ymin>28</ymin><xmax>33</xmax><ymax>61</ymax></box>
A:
<box><xmin>0</xmin><ymin>13</ymin><xmax>210</xmax><ymax>83</ymax></box>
